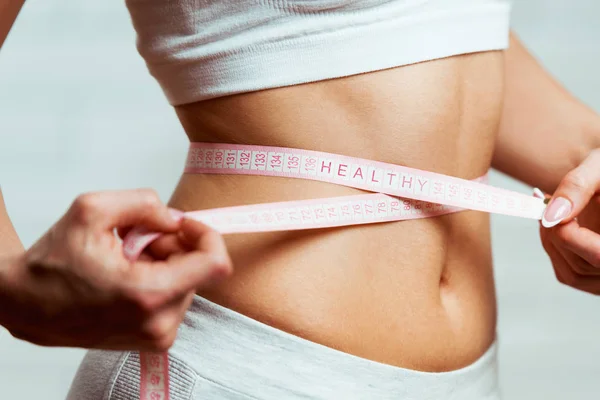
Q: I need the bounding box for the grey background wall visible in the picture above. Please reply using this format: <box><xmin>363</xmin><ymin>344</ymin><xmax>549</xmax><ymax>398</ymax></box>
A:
<box><xmin>0</xmin><ymin>1</ymin><xmax>599</xmax><ymax>399</ymax></box>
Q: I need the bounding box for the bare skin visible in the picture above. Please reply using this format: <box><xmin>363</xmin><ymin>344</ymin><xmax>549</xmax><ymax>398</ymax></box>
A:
<box><xmin>168</xmin><ymin>51</ymin><xmax>503</xmax><ymax>372</ymax></box>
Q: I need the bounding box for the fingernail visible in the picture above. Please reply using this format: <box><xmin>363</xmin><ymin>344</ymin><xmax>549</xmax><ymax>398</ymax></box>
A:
<box><xmin>168</xmin><ymin>208</ymin><xmax>185</xmax><ymax>222</ymax></box>
<box><xmin>542</xmin><ymin>197</ymin><xmax>572</xmax><ymax>228</ymax></box>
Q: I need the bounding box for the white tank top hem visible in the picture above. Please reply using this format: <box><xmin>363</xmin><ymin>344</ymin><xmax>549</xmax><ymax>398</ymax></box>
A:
<box><xmin>126</xmin><ymin>0</ymin><xmax>511</xmax><ymax>106</ymax></box>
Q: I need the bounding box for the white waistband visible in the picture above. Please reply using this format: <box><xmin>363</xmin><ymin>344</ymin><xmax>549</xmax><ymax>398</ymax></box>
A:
<box><xmin>165</xmin><ymin>295</ymin><xmax>500</xmax><ymax>400</ymax></box>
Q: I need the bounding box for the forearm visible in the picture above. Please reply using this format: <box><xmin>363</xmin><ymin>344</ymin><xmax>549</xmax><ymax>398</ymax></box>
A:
<box><xmin>0</xmin><ymin>0</ymin><xmax>26</xmax><ymax>50</ymax></box>
<box><xmin>0</xmin><ymin>190</ymin><xmax>24</xmax><ymax>255</ymax></box>
<box><xmin>1</xmin><ymin>0</ymin><xmax>28</xmax><ymax>253</ymax></box>
<box><xmin>492</xmin><ymin>33</ymin><xmax>600</xmax><ymax>194</ymax></box>
<box><xmin>1</xmin><ymin>0</ymin><xmax>27</xmax><ymax>252</ymax></box>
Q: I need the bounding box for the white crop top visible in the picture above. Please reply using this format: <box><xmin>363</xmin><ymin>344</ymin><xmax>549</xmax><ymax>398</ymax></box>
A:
<box><xmin>125</xmin><ymin>0</ymin><xmax>511</xmax><ymax>106</ymax></box>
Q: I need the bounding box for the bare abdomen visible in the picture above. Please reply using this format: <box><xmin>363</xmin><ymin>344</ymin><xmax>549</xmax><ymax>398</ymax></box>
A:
<box><xmin>169</xmin><ymin>50</ymin><xmax>505</xmax><ymax>372</ymax></box>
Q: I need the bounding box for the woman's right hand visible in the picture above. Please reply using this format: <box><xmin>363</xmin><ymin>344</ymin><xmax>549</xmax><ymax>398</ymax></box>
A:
<box><xmin>0</xmin><ymin>189</ymin><xmax>232</xmax><ymax>351</ymax></box>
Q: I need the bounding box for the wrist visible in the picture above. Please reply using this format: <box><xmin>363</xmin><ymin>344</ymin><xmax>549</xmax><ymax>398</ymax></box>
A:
<box><xmin>0</xmin><ymin>253</ymin><xmax>25</xmax><ymax>330</ymax></box>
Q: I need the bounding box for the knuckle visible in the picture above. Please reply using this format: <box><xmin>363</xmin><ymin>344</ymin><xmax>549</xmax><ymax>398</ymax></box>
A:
<box><xmin>569</xmin><ymin>262</ymin><xmax>588</xmax><ymax>276</ymax></box>
<box><xmin>554</xmin><ymin>228</ymin><xmax>572</xmax><ymax>245</ymax></box>
<box><xmin>553</xmin><ymin>269</ymin><xmax>568</xmax><ymax>285</ymax></box>
<box><xmin>119</xmin><ymin>280</ymin><xmax>161</xmax><ymax>315</ymax></box>
<box><xmin>587</xmin><ymin>249</ymin><xmax>600</xmax><ymax>269</ymax></box>
<box><xmin>126</xmin><ymin>290</ymin><xmax>161</xmax><ymax>315</ymax></box>
<box><xmin>211</xmin><ymin>256</ymin><xmax>233</xmax><ymax>276</ymax></box>
<box><xmin>10</xmin><ymin>329</ymin><xmax>40</xmax><ymax>345</ymax></box>
<box><xmin>554</xmin><ymin>267</ymin><xmax>577</xmax><ymax>287</ymax></box>
<box><xmin>152</xmin><ymin>333</ymin><xmax>177</xmax><ymax>352</ymax></box>
<box><xmin>558</xmin><ymin>275</ymin><xmax>576</xmax><ymax>288</ymax></box>
<box><xmin>120</xmin><ymin>271</ymin><xmax>172</xmax><ymax>315</ymax></box>
<box><xmin>563</xmin><ymin>171</ymin><xmax>591</xmax><ymax>195</ymax></box>
<box><xmin>137</xmin><ymin>189</ymin><xmax>162</xmax><ymax>210</ymax></box>
<box><xmin>9</xmin><ymin>329</ymin><xmax>26</xmax><ymax>341</ymax></box>
<box><xmin>141</xmin><ymin>316</ymin><xmax>173</xmax><ymax>344</ymax></box>
<box><xmin>70</xmin><ymin>193</ymin><xmax>100</xmax><ymax>222</ymax></box>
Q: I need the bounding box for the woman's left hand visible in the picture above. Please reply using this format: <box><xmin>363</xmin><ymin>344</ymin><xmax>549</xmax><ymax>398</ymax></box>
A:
<box><xmin>540</xmin><ymin>149</ymin><xmax>600</xmax><ymax>295</ymax></box>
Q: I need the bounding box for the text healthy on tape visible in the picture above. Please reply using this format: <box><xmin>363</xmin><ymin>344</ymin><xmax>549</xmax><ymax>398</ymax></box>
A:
<box><xmin>123</xmin><ymin>142</ymin><xmax>548</xmax><ymax>400</ymax></box>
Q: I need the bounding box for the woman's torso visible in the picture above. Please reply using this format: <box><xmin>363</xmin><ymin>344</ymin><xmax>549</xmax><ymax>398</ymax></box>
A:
<box><xmin>169</xmin><ymin>50</ymin><xmax>504</xmax><ymax>372</ymax></box>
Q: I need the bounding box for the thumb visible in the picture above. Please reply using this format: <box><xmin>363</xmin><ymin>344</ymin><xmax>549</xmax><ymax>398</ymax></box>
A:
<box><xmin>542</xmin><ymin>151</ymin><xmax>600</xmax><ymax>228</ymax></box>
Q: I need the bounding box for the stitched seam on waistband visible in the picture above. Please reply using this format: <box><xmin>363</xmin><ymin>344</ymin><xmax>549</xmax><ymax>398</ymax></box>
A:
<box><xmin>167</xmin><ymin>355</ymin><xmax>198</xmax><ymax>399</ymax></box>
<box><xmin>106</xmin><ymin>352</ymin><xmax>132</xmax><ymax>400</ymax></box>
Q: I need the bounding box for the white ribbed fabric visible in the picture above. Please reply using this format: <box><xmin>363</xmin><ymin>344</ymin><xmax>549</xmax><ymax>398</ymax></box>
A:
<box><xmin>125</xmin><ymin>0</ymin><xmax>511</xmax><ymax>106</ymax></box>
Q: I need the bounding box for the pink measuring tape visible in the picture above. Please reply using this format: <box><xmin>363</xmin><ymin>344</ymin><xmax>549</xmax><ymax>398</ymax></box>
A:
<box><xmin>122</xmin><ymin>142</ymin><xmax>547</xmax><ymax>400</ymax></box>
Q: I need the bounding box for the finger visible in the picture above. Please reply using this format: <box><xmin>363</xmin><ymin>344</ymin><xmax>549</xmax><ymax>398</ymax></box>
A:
<box><xmin>145</xmin><ymin>234</ymin><xmax>187</xmax><ymax>260</ymax></box>
<box><xmin>552</xmin><ymin>219</ymin><xmax>600</xmax><ymax>270</ymax></box>
<box><xmin>179</xmin><ymin>217</ymin><xmax>229</xmax><ymax>258</ymax></box>
<box><xmin>549</xmin><ymin>230</ymin><xmax>600</xmax><ymax>276</ymax></box>
<box><xmin>542</xmin><ymin>225</ymin><xmax>600</xmax><ymax>296</ymax></box>
<box><xmin>552</xmin><ymin>249</ymin><xmax>600</xmax><ymax>295</ymax></box>
<box><xmin>544</xmin><ymin>226</ymin><xmax>600</xmax><ymax>294</ymax></box>
<box><xmin>137</xmin><ymin>291</ymin><xmax>195</xmax><ymax>351</ymax></box>
<box><xmin>161</xmin><ymin>250</ymin><xmax>232</xmax><ymax>293</ymax></box>
<box><xmin>106</xmin><ymin>292</ymin><xmax>195</xmax><ymax>352</ymax></box>
<box><xmin>126</xmin><ymin>251</ymin><xmax>232</xmax><ymax>301</ymax></box>
<box><xmin>69</xmin><ymin>189</ymin><xmax>184</xmax><ymax>232</ymax></box>
<box><xmin>542</xmin><ymin>150</ymin><xmax>600</xmax><ymax>228</ymax></box>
